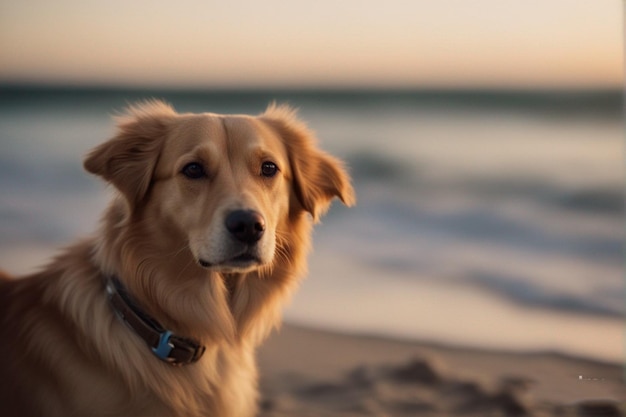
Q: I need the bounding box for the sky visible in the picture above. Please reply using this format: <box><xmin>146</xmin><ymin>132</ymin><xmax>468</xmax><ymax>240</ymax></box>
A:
<box><xmin>0</xmin><ymin>0</ymin><xmax>622</xmax><ymax>89</ymax></box>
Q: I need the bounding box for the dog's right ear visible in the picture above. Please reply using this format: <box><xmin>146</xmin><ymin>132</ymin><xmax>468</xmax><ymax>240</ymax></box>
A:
<box><xmin>261</xmin><ymin>104</ymin><xmax>355</xmax><ymax>221</ymax></box>
<box><xmin>83</xmin><ymin>100</ymin><xmax>176</xmax><ymax>208</ymax></box>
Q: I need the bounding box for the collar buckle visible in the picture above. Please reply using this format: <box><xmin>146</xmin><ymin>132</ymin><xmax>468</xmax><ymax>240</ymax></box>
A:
<box><xmin>152</xmin><ymin>330</ymin><xmax>176</xmax><ymax>363</ymax></box>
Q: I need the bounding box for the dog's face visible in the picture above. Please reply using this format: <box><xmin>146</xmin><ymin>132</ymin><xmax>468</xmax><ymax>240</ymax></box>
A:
<box><xmin>84</xmin><ymin>101</ymin><xmax>354</xmax><ymax>275</ymax></box>
<box><xmin>156</xmin><ymin>113</ymin><xmax>290</xmax><ymax>273</ymax></box>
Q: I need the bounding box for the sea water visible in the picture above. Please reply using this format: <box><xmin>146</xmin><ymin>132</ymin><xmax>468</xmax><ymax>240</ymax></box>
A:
<box><xmin>0</xmin><ymin>87</ymin><xmax>622</xmax><ymax>362</ymax></box>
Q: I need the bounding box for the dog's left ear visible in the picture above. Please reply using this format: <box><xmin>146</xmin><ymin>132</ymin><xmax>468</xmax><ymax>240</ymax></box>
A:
<box><xmin>261</xmin><ymin>104</ymin><xmax>355</xmax><ymax>221</ymax></box>
<box><xmin>84</xmin><ymin>100</ymin><xmax>176</xmax><ymax>208</ymax></box>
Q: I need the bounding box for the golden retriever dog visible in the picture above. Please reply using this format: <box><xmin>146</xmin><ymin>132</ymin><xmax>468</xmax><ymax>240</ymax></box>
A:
<box><xmin>0</xmin><ymin>100</ymin><xmax>354</xmax><ymax>417</ymax></box>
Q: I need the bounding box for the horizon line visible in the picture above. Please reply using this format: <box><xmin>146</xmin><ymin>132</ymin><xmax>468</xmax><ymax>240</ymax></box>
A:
<box><xmin>0</xmin><ymin>81</ymin><xmax>622</xmax><ymax>95</ymax></box>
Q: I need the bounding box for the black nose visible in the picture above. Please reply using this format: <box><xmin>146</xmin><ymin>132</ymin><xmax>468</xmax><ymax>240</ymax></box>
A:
<box><xmin>225</xmin><ymin>210</ymin><xmax>265</xmax><ymax>244</ymax></box>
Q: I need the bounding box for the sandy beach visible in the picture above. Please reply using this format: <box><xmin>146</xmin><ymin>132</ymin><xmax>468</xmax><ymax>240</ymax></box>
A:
<box><xmin>258</xmin><ymin>324</ymin><xmax>625</xmax><ymax>417</ymax></box>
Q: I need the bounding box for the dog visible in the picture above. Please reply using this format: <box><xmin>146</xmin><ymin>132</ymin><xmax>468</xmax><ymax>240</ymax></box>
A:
<box><xmin>0</xmin><ymin>100</ymin><xmax>355</xmax><ymax>417</ymax></box>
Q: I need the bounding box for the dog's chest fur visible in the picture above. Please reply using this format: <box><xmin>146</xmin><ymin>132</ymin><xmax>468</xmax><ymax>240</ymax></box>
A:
<box><xmin>0</xmin><ymin>241</ymin><xmax>260</xmax><ymax>417</ymax></box>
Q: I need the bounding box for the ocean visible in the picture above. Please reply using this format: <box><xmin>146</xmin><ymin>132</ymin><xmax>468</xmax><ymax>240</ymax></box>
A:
<box><xmin>0</xmin><ymin>86</ymin><xmax>623</xmax><ymax>362</ymax></box>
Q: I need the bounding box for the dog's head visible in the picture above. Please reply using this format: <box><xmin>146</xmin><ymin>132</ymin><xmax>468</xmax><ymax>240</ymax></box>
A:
<box><xmin>84</xmin><ymin>100</ymin><xmax>354</xmax><ymax>275</ymax></box>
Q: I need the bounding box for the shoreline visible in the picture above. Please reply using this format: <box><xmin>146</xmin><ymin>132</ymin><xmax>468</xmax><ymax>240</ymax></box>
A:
<box><xmin>2</xmin><ymin>245</ymin><xmax>623</xmax><ymax>365</ymax></box>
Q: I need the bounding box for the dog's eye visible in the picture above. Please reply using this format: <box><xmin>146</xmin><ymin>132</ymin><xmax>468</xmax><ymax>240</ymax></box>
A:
<box><xmin>181</xmin><ymin>162</ymin><xmax>206</xmax><ymax>179</ymax></box>
<box><xmin>260</xmin><ymin>161</ymin><xmax>278</xmax><ymax>178</ymax></box>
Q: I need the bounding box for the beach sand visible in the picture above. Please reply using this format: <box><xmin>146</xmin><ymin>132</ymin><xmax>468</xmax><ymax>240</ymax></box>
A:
<box><xmin>258</xmin><ymin>324</ymin><xmax>625</xmax><ymax>417</ymax></box>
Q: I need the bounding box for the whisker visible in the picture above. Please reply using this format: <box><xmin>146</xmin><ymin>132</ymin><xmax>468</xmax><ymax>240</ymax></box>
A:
<box><xmin>175</xmin><ymin>257</ymin><xmax>196</xmax><ymax>282</ymax></box>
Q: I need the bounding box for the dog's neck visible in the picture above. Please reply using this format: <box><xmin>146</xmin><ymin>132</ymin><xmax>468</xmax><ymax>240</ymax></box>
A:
<box><xmin>105</xmin><ymin>275</ymin><xmax>206</xmax><ymax>365</ymax></box>
<box><xmin>94</xmin><ymin>201</ymin><xmax>237</xmax><ymax>344</ymax></box>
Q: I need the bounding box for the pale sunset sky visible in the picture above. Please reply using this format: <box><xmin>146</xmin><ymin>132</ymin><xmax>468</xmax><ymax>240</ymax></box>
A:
<box><xmin>0</xmin><ymin>0</ymin><xmax>622</xmax><ymax>89</ymax></box>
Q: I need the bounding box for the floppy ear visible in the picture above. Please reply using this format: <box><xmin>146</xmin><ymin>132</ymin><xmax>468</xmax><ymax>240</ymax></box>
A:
<box><xmin>83</xmin><ymin>100</ymin><xmax>176</xmax><ymax>208</ymax></box>
<box><xmin>261</xmin><ymin>104</ymin><xmax>355</xmax><ymax>221</ymax></box>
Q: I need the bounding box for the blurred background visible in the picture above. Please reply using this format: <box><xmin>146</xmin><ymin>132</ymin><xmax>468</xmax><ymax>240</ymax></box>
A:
<box><xmin>0</xmin><ymin>1</ymin><xmax>623</xmax><ymax>362</ymax></box>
